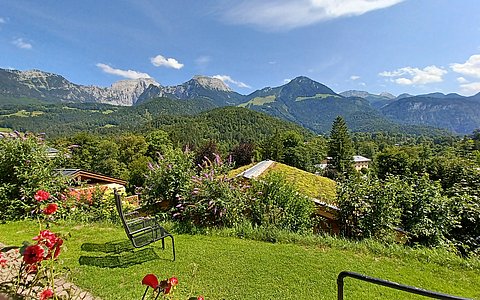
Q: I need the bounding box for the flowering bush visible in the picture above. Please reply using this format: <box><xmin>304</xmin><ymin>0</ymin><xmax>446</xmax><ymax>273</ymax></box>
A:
<box><xmin>0</xmin><ymin>135</ymin><xmax>68</xmax><ymax>220</ymax></box>
<box><xmin>62</xmin><ymin>186</ymin><xmax>125</xmax><ymax>222</ymax></box>
<box><xmin>140</xmin><ymin>274</ymin><xmax>204</xmax><ymax>300</ymax></box>
<box><xmin>141</xmin><ymin>149</ymin><xmax>195</xmax><ymax>213</ymax></box>
<box><xmin>0</xmin><ymin>189</ymin><xmax>66</xmax><ymax>299</ymax></box>
<box><xmin>173</xmin><ymin>156</ymin><xmax>249</xmax><ymax>229</ymax></box>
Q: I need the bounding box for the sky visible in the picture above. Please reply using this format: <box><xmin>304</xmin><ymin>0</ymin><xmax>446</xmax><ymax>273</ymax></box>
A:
<box><xmin>1</xmin><ymin>0</ymin><xmax>480</xmax><ymax>96</ymax></box>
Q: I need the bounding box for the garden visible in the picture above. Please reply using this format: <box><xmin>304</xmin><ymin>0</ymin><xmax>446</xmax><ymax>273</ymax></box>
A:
<box><xmin>1</xmin><ymin>132</ymin><xmax>480</xmax><ymax>299</ymax></box>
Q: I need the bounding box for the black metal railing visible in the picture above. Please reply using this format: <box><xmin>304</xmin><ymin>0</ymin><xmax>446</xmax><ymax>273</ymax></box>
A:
<box><xmin>337</xmin><ymin>271</ymin><xmax>471</xmax><ymax>300</ymax></box>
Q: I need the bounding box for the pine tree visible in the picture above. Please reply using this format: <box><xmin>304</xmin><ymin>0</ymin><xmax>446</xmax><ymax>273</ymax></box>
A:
<box><xmin>327</xmin><ymin>116</ymin><xmax>355</xmax><ymax>178</ymax></box>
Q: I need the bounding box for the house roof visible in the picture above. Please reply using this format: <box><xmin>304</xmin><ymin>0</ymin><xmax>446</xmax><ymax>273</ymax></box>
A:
<box><xmin>57</xmin><ymin>169</ymin><xmax>127</xmax><ymax>186</ymax></box>
<box><xmin>237</xmin><ymin>160</ymin><xmax>274</xmax><ymax>179</ymax></box>
<box><xmin>353</xmin><ymin>155</ymin><xmax>371</xmax><ymax>162</ymax></box>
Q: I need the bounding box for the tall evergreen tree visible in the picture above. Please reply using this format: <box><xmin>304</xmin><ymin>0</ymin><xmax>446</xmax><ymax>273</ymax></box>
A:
<box><xmin>327</xmin><ymin>116</ymin><xmax>355</xmax><ymax>178</ymax></box>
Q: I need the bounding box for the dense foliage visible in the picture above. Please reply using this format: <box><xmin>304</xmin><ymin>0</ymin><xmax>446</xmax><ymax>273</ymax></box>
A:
<box><xmin>0</xmin><ymin>134</ymin><xmax>68</xmax><ymax>220</ymax></box>
<box><xmin>141</xmin><ymin>150</ymin><xmax>316</xmax><ymax>234</ymax></box>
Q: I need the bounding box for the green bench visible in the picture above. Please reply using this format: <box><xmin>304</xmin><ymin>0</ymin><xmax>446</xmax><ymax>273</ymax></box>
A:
<box><xmin>114</xmin><ymin>190</ymin><xmax>175</xmax><ymax>261</ymax></box>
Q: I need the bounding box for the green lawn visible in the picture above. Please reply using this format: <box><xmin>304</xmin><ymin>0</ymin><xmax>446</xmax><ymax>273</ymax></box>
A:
<box><xmin>1</xmin><ymin>221</ymin><xmax>479</xmax><ymax>299</ymax></box>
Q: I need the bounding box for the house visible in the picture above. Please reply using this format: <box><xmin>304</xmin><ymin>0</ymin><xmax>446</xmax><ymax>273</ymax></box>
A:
<box><xmin>353</xmin><ymin>155</ymin><xmax>371</xmax><ymax>170</ymax></box>
<box><xmin>315</xmin><ymin>155</ymin><xmax>371</xmax><ymax>171</ymax></box>
<box><xmin>57</xmin><ymin>169</ymin><xmax>135</xmax><ymax>203</ymax></box>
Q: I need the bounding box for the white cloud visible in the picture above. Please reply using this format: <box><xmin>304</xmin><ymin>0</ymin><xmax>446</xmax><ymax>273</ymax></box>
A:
<box><xmin>0</xmin><ymin>17</ymin><xmax>6</xmax><ymax>24</ymax></box>
<box><xmin>12</xmin><ymin>38</ymin><xmax>32</xmax><ymax>50</ymax></box>
<box><xmin>212</xmin><ymin>75</ymin><xmax>251</xmax><ymax>89</ymax></box>
<box><xmin>379</xmin><ymin>65</ymin><xmax>447</xmax><ymax>85</ymax></box>
<box><xmin>459</xmin><ymin>82</ymin><xmax>480</xmax><ymax>95</ymax></box>
<box><xmin>221</xmin><ymin>0</ymin><xmax>404</xmax><ymax>30</ymax></box>
<box><xmin>457</xmin><ymin>77</ymin><xmax>469</xmax><ymax>84</ymax></box>
<box><xmin>350</xmin><ymin>75</ymin><xmax>360</xmax><ymax>80</ymax></box>
<box><xmin>96</xmin><ymin>63</ymin><xmax>151</xmax><ymax>79</ymax></box>
<box><xmin>450</xmin><ymin>54</ymin><xmax>480</xmax><ymax>78</ymax></box>
<box><xmin>151</xmin><ymin>54</ymin><xmax>184</xmax><ymax>69</ymax></box>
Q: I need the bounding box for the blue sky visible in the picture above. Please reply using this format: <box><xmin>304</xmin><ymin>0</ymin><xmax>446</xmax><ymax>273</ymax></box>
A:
<box><xmin>1</xmin><ymin>0</ymin><xmax>480</xmax><ymax>96</ymax></box>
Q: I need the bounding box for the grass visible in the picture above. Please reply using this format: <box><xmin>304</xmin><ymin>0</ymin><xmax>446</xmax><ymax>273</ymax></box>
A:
<box><xmin>0</xmin><ymin>127</ymin><xmax>13</xmax><ymax>132</ymax></box>
<box><xmin>1</xmin><ymin>221</ymin><xmax>479</xmax><ymax>299</ymax></box>
<box><xmin>0</xmin><ymin>110</ymin><xmax>44</xmax><ymax>118</ymax></box>
<box><xmin>228</xmin><ymin>162</ymin><xmax>336</xmax><ymax>203</ymax></box>
<box><xmin>238</xmin><ymin>95</ymin><xmax>276</xmax><ymax>107</ymax></box>
<box><xmin>264</xmin><ymin>162</ymin><xmax>336</xmax><ymax>203</ymax></box>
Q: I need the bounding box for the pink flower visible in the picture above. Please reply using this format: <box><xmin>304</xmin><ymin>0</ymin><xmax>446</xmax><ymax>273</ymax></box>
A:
<box><xmin>142</xmin><ymin>274</ymin><xmax>159</xmax><ymax>290</ymax></box>
<box><xmin>34</xmin><ymin>190</ymin><xmax>50</xmax><ymax>201</ymax></box>
<box><xmin>43</xmin><ymin>203</ymin><xmax>58</xmax><ymax>215</ymax></box>
<box><xmin>23</xmin><ymin>245</ymin><xmax>45</xmax><ymax>264</ymax></box>
<box><xmin>39</xmin><ymin>288</ymin><xmax>54</xmax><ymax>300</ymax></box>
<box><xmin>198</xmin><ymin>296</ymin><xmax>205</xmax><ymax>300</ymax></box>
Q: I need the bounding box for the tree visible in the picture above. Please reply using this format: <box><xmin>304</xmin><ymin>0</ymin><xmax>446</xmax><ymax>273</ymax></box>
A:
<box><xmin>194</xmin><ymin>140</ymin><xmax>220</xmax><ymax>167</ymax></box>
<box><xmin>327</xmin><ymin>116</ymin><xmax>355</xmax><ymax>178</ymax></box>
<box><xmin>230</xmin><ymin>142</ymin><xmax>255</xmax><ymax>167</ymax></box>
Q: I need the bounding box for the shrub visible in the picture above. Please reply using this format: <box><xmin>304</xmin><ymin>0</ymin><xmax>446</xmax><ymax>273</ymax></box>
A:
<box><xmin>173</xmin><ymin>155</ymin><xmax>248</xmax><ymax>229</ymax></box>
<box><xmin>0</xmin><ymin>135</ymin><xmax>68</xmax><ymax>220</ymax></box>
<box><xmin>249</xmin><ymin>173</ymin><xmax>315</xmax><ymax>233</ymax></box>
<box><xmin>62</xmin><ymin>186</ymin><xmax>126</xmax><ymax>223</ymax></box>
<box><xmin>337</xmin><ymin>175</ymin><xmax>401</xmax><ymax>241</ymax></box>
<box><xmin>397</xmin><ymin>174</ymin><xmax>456</xmax><ymax>247</ymax></box>
<box><xmin>338</xmin><ymin>174</ymin><xmax>457</xmax><ymax>247</ymax></box>
<box><xmin>141</xmin><ymin>149</ymin><xmax>195</xmax><ymax>212</ymax></box>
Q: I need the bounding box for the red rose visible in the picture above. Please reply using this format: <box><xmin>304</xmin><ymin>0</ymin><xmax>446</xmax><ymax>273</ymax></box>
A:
<box><xmin>169</xmin><ymin>276</ymin><xmax>178</xmax><ymax>286</ymax></box>
<box><xmin>43</xmin><ymin>203</ymin><xmax>58</xmax><ymax>215</ymax></box>
<box><xmin>33</xmin><ymin>230</ymin><xmax>59</xmax><ymax>250</ymax></box>
<box><xmin>23</xmin><ymin>245</ymin><xmax>45</xmax><ymax>264</ymax></box>
<box><xmin>142</xmin><ymin>274</ymin><xmax>159</xmax><ymax>290</ymax></box>
<box><xmin>198</xmin><ymin>296</ymin><xmax>205</xmax><ymax>300</ymax></box>
<box><xmin>34</xmin><ymin>190</ymin><xmax>50</xmax><ymax>201</ymax></box>
<box><xmin>39</xmin><ymin>288</ymin><xmax>54</xmax><ymax>300</ymax></box>
<box><xmin>53</xmin><ymin>238</ymin><xmax>64</xmax><ymax>259</ymax></box>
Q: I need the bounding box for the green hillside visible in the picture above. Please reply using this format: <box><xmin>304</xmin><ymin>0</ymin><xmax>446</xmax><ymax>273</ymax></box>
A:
<box><xmin>149</xmin><ymin>106</ymin><xmax>313</xmax><ymax>148</ymax></box>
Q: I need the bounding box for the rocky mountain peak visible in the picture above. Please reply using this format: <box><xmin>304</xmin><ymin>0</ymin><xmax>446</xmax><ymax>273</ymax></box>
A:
<box><xmin>191</xmin><ymin>75</ymin><xmax>232</xmax><ymax>92</ymax></box>
<box><xmin>111</xmin><ymin>78</ymin><xmax>160</xmax><ymax>91</ymax></box>
<box><xmin>379</xmin><ymin>92</ymin><xmax>396</xmax><ymax>99</ymax></box>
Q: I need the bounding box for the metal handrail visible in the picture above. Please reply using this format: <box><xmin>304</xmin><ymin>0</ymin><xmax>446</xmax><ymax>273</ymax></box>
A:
<box><xmin>337</xmin><ymin>271</ymin><xmax>471</xmax><ymax>300</ymax></box>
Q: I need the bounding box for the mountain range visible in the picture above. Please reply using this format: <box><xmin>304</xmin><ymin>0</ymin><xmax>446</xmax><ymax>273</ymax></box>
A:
<box><xmin>1</xmin><ymin>68</ymin><xmax>479</xmax><ymax>134</ymax></box>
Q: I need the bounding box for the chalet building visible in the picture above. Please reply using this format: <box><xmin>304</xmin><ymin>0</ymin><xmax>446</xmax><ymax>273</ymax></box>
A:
<box><xmin>315</xmin><ymin>155</ymin><xmax>371</xmax><ymax>171</ymax></box>
<box><xmin>57</xmin><ymin>169</ymin><xmax>133</xmax><ymax>202</ymax></box>
<box><xmin>353</xmin><ymin>155</ymin><xmax>371</xmax><ymax>170</ymax></box>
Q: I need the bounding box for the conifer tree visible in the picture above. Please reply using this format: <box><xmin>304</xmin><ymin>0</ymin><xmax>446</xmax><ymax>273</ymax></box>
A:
<box><xmin>327</xmin><ymin>116</ymin><xmax>355</xmax><ymax>178</ymax></box>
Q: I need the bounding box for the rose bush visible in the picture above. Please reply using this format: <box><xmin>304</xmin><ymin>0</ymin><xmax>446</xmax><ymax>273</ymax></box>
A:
<box><xmin>140</xmin><ymin>274</ymin><xmax>203</xmax><ymax>300</ymax></box>
<box><xmin>0</xmin><ymin>189</ymin><xmax>66</xmax><ymax>299</ymax></box>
